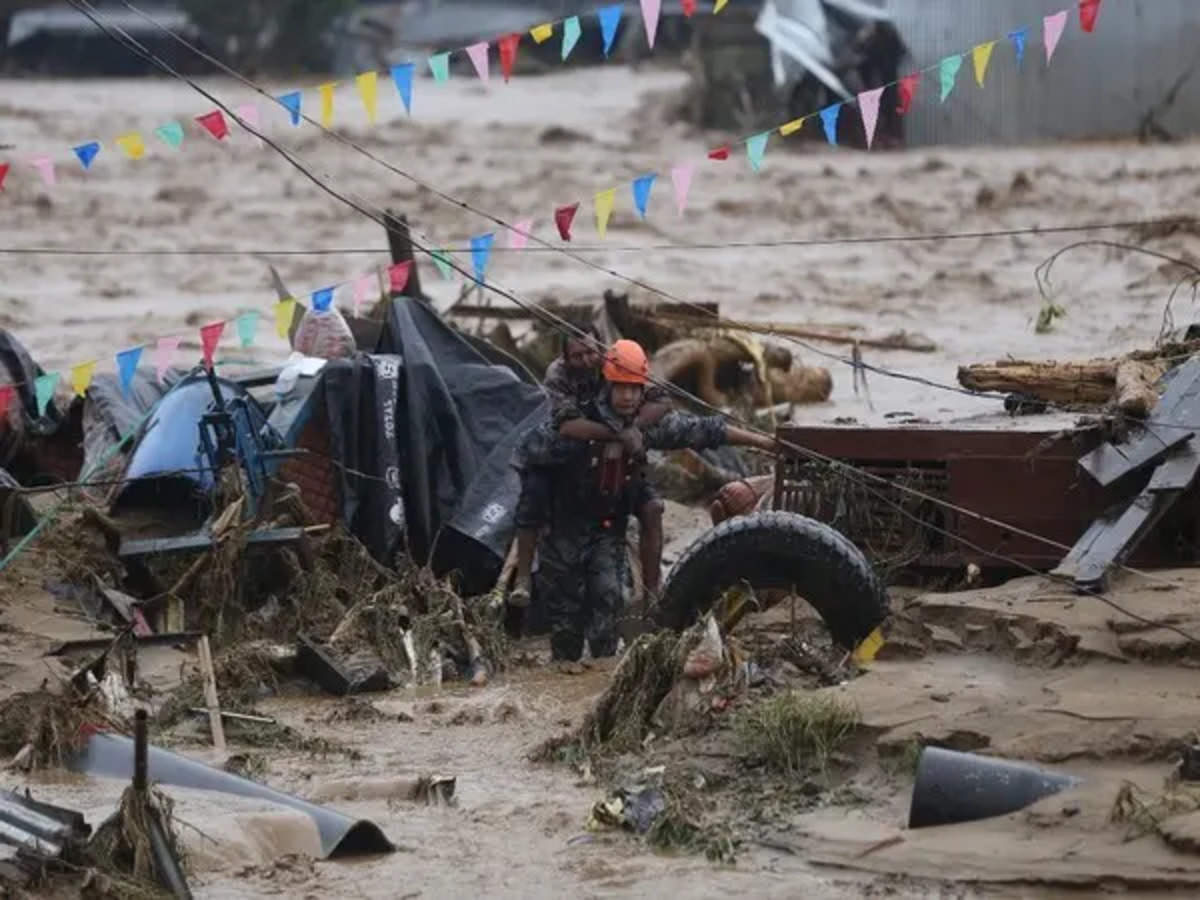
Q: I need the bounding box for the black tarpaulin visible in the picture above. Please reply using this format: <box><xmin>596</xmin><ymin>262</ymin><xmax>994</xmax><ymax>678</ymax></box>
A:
<box><xmin>324</xmin><ymin>298</ymin><xmax>547</xmax><ymax>574</ymax></box>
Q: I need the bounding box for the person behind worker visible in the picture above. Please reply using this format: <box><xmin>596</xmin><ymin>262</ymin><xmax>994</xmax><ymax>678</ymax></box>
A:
<box><xmin>525</xmin><ymin>339</ymin><xmax>777</xmax><ymax>663</ymax></box>
<box><xmin>509</xmin><ymin>326</ymin><xmax>671</xmax><ymax>609</ymax></box>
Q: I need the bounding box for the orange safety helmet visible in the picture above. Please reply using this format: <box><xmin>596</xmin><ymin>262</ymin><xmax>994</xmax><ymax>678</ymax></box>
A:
<box><xmin>602</xmin><ymin>339</ymin><xmax>650</xmax><ymax>385</ymax></box>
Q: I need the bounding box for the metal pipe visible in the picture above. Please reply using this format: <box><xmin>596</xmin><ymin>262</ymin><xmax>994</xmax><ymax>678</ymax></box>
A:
<box><xmin>133</xmin><ymin>709</ymin><xmax>148</xmax><ymax>794</ymax></box>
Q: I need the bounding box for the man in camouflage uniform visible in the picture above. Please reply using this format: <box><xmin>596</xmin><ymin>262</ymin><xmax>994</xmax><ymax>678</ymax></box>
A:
<box><xmin>524</xmin><ymin>340</ymin><xmax>776</xmax><ymax>663</ymax></box>
<box><xmin>510</xmin><ymin>326</ymin><xmax>670</xmax><ymax>609</ymax></box>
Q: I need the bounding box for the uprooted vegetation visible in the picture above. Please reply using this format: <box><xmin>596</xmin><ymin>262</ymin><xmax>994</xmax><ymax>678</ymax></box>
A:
<box><xmin>733</xmin><ymin>692</ymin><xmax>861</xmax><ymax>776</ymax></box>
<box><xmin>0</xmin><ymin>690</ymin><xmax>115</xmax><ymax>771</ymax></box>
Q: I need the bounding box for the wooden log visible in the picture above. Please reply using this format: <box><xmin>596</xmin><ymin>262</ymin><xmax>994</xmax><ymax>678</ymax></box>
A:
<box><xmin>957</xmin><ymin>359</ymin><xmax>1116</xmax><ymax>405</ymax></box>
<box><xmin>1114</xmin><ymin>358</ymin><xmax>1168</xmax><ymax>417</ymax></box>
<box><xmin>653</xmin><ymin>309</ymin><xmax>937</xmax><ymax>353</ymax></box>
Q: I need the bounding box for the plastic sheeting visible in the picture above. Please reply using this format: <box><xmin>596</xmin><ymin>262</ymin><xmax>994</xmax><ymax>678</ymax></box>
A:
<box><xmin>324</xmin><ymin>298</ymin><xmax>547</xmax><ymax>579</ymax></box>
<box><xmin>755</xmin><ymin>0</ymin><xmax>891</xmax><ymax>95</ymax></box>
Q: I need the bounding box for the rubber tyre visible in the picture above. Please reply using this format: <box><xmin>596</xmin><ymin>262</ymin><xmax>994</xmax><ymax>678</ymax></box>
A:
<box><xmin>658</xmin><ymin>510</ymin><xmax>887</xmax><ymax>650</ymax></box>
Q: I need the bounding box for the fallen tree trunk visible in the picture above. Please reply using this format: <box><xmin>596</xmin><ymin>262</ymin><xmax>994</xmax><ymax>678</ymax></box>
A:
<box><xmin>957</xmin><ymin>355</ymin><xmax>1172</xmax><ymax>416</ymax></box>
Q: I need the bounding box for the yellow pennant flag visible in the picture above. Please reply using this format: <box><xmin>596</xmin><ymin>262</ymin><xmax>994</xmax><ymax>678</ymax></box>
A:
<box><xmin>530</xmin><ymin>23</ymin><xmax>554</xmax><ymax>43</ymax></box>
<box><xmin>594</xmin><ymin>188</ymin><xmax>615</xmax><ymax>238</ymax></box>
<box><xmin>972</xmin><ymin>41</ymin><xmax>997</xmax><ymax>86</ymax></box>
<box><xmin>70</xmin><ymin>360</ymin><xmax>96</xmax><ymax>397</ymax></box>
<box><xmin>779</xmin><ymin>117</ymin><xmax>807</xmax><ymax>136</ymax></box>
<box><xmin>275</xmin><ymin>298</ymin><xmax>296</xmax><ymax>338</ymax></box>
<box><xmin>318</xmin><ymin>82</ymin><xmax>337</xmax><ymax>128</ymax></box>
<box><xmin>115</xmin><ymin>132</ymin><xmax>146</xmax><ymax>160</ymax></box>
<box><xmin>714</xmin><ymin>0</ymin><xmax>729</xmax><ymax>12</ymax></box>
<box><xmin>355</xmin><ymin>71</ymin><xmax>378</xmax><ymax>125</ymax></box>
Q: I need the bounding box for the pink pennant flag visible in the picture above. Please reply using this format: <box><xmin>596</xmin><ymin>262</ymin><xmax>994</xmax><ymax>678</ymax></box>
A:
<box><xmin>352</xmin><ymin>273</ymin><xmax>373</xmax><ymax>316</ymax></box>
<box><xmin>1044</xmin><ymin>10</ymin><xmax>1068</xmax><ymax>64</ymax></box>
<box><xmin>388</xmin><ymin>261</ymin><xmax>412</xmax><ymax>293</ymax></box>
<box><xmin>640</xmin><ymin>0</ymin><xmax>661</xmax><ymax>48</ymax></box>
<box><xmin>508</xmin><ymin>219</ymin><xmax>533</xmax><ymax>250</ymax></box>
<box><xmin>154</xmin><ymin>336</ymin><xmax>180</xmax><ymax>384</ymax></box>
<box><xmin>670</xmin><ymin>163</ymin><xmax>694</xmax><ymax>216</ymax></box>
<box><xmin>200</xmin><ymin>321</ymin><xmax>225</xmax><ymax>370</ymax></box>
<box><xmin>466</xmin><ymin>42</ymin><xmax>490</xmax><ymax>82</ymax></box>
<box><xmin>30</xmin><ymin>156</ymin><xmax>55</xmax><ymax>186</ymax></box>
<box><xmin>235</xmin><ymin>103</ymin><xmax>262</xmax><ymax>146</ymax></box>
<box><xmin>857</xmin><ymin>87</ymin><xmax>885</xmax><ymax>150</ymax></box>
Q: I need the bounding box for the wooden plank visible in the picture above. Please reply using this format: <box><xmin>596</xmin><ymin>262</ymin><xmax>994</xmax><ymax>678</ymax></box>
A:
<box><xmin>43</xmin><ymin>632</ymin><xmax>201</xmax><ymax>656</ymax></box>
<box><xmin>196</xmin><ymin>636</ymin><xmax>226</xmax><ymax>753</ymax></box>
<box><xmin>1149</xmin><ymin>439</ymin><xmax>1200</xmax><ymax>492</ymax></box>
<box><xmin>1079</xmin><ymin>356</ymin><xmax>1200</xmax><ymax>487</ymax></box>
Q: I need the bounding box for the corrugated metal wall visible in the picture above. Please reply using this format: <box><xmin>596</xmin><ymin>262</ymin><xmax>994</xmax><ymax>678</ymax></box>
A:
<box><xmin>890</xmin><ymin>0</ymin><xmax>1200</xmax><ymax>146</ymax></box>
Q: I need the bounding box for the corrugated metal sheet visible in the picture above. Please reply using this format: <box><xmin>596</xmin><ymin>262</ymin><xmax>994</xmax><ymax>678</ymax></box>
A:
<box><xmin>889</xmin><ymin>0</ymin><xmax>1200</xmax><ymax>146</ymax></box>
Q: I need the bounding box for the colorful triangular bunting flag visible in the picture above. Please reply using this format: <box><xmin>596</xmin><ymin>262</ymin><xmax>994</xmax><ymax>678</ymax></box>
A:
<box><xmin>746</xmin><ymin>132</ymin><xmax>769</xmax><ymax>171</ymax></box>
<box><xmin>858</xmin><ymin>87</ymin><xmax>884</xmax><ymax>149</ymax></box>
<box><xmin>640</xmin><ymin>0</ymin><xmax>661</xmax><ymax>48</ymax></box>
<box><xmin>115</xmin><ymin>133</ymin><xmax>146</xmax><ymax>160</ymax></box>
<box><xmin>632</xmin><ymin>174</ymin><xmax>656</xmax><ymax>219</ymax></box>
<box><xmin>391</xmin><ymin>63</ymin><xmax>414</xmax><ymax>114</ymax></box>
<box><xmin>598</xmin><ymin>5</ymin><xmax>623</xmax><ymax>57</ymax></box>
<box><xmin>0</xmin><ymin>385</ymin><xmax>12</xmax><ymax>421</ymax></box>
<box><xmin>499</xmin><ymin>34</ymin><xmax>520</xmax><ymax>82</ymax></box>
<box><xmin>466</xmin><ymin>42</ymin><xmax>490</xmax><ymax>82</ymax></box>
<box><xmin>154</xmin><ymin>336</ymin><xmax>180</xmax><ymax>383</ymax></box>
<box><xmin>470</xmin><ymin>233</ymin><xmax>495</xmax><ymax>282</ymax></box>
<box><xmin>236</xmin><ymin>311</ymin><xmax>260</xmax><ymax>348</ymax></box>
<box><xmin>555</xmin><ymin>203</ymin><xmax>580</xmax><ymax>241</ymax></box>
<box><xmin>897</xmin><ymin>73</ymin><xmax>920</xmax><ymax>114</ymax></box>
<box><xmin>1044</xmin><ymin>11</ymin><xmax>1068</xmax><ymax>64</ymax></box>
<box><xmin>196</xmin><ymin>110</ymin><xmax>229</xmax><ymax>141</ymax></box>
<box><xmin>312</xmin><ymin>287</ymin><xmax>334</xmax><ymax>312</ymax></box>
<box><xmin>708</xmin><ymin>146</ymin><xmax>730</xmax><ymax>161</ymax></box>
<box><xmin>318</xmin><ymin>83</ymin><xmax>337</xmax><ymax>127</ymax></box>
<box><xmin>972</xmin><ymin>41</ymin><xmax>996</xmax><ymax>86</ymax></box>
<box><xmin>429</xmin><ymin>52</ymin><xmax>451</xmax><ymax>83</ymax></box>
<box><xmin>595</xmin><ymin>188</ymin><xmax>615</xmax><ymax>237</ymax></box>
<box><xmin>531</xmin><ymin>23</ymin><xmax>554</xmax><ymax>44</ymax></box>
<box><xmin>1008</xmin><ymin>28</ymin><xmax>1028</xmax><ymax>66</ymax></box>
<box><xmin>116</xmin><ymin>346</ymin><xmax>142</xmax><ymax>397</ymax></box>
<box><xmin>200</xmin><ymin>321</ymin><xmax>224</xmax><ymax>370</ymax></box>
<box><xmin>356</xmin><ymin>71</ymin><xmax>379</xmax><ymax>124</ymax></box>
<box><xmin>70</xmin><ymin>360</ymin><xmax>96</xmax><ymax>397</ymax></box>
<box><xmin>154</xmin><ymin>121</ymin><xmax>184</xmax><ymax>148</ymax></box>
<box><xmin>1080</xmin><ymin>0</ymin><xmax>1101</xmax><ymax>33</ymax></box>
<box><xmin>274</xmin><ymin>299</ymin><xmax>296</xmax><ymax>339</ymax></box>
<box><xmin>714</xmin><ymin>0</ymin><xmax>729</xmax><ymax>12</ymax></box>
<box><xmin>938</xmin><ymin>55</ymin><xmax>963</xmax><ymax>102</ymax></box>
<box><xmin>73</xmin><ymin>142</ymin><xmax>100</xmax><ymax>170</ymax></box>
<box><xmin>34</xmin><ymin>373</ymin><xmax>58</xmax><ymax>417</ymax></box>
<box><xmin>278</xmin><ymin>91</ymin><xmax>302</xmax><ymax>126</ymax></box>
<box><xmin>352</xmin><ymin>274</ymin><xmax>374</xmax><ymax>315</ymax></box>
<box><xmin>779</xmin><ymin>117</ymin><xmax>807</xmax><ymax>136</ymax></box>
<box><xmin>0</xmin><ymin>163</ymin><xmax>9</xmax><ymax>192</ymax></box>
<box><xmin>670</xmin><ymin>164</ymin><xmax>694</xmax><ymax>216</ymax></box>
<box><xmin>431</xmin><ymin>250</ymin><xmax>454</xmax><ymax>280</ymax></box>
<box><xmin>509</xmin><ymin>220</ymin><xmax>533</xmax><ymax>250</ymax></box>
<box><xmin>388</xmin><ymin>261</ymin><xmax>412</xmax><ymax>293</ymax></box>
<box><xmin>819</xmin><ymin>104</ymin><xmax>841</xmax><ymax>145</ymax></box>
<box><xmin>562</xmin><ymin>17</ymin><xmax>582</xmax><ymax>60</ymax></box>
<box><xmin>30</xmin><ymin>156</ymin><xmax>55</xmax><ymax>186</ymax></box>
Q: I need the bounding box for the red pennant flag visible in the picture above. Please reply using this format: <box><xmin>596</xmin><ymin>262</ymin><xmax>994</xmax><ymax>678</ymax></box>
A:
<box><xmin>707</xmin><ymin>146</ymin><xmax>730</xmax><ymax>161</ymax></box>
<box><xmin>388</xmin><ymin>261</ymin><xmax>412</xmax><ymax>293</ymax></box>
<box><xmin>498</xmin><ymin>34</ymin><xmax>520</xmax><ymax>82</ymax></box>
<box><xmin>1079</xmin><ymin>0</ymin><xmax>1101</xmax><ymax>33</ymax></box>
<box><xmin>681</xmin><ymin>0</ymin><xmax>696</xmax><ymax>15</ymax></box>
<box><xmin>0</xmin><ymin>162</ymin><xmax>9</xmax><ymax>192</ymax></box>
<box><xmin>196</xmin><ymin>110</ymin><xmax>229</xmax><ymax>141</ymax></box>
<box><xmin>896</xmin><ymin>73</ymin><xmax>920</xmax><ymax>115</ymax></box>
<box><xmin>200</xmin><ymin>321</ymin><xmax>225</xmax><ymax>369</ymax></box>
<box><xmin>0</xmin><ymin>384</ymin><xmax>12</xmax><ymax>421</ymax></box>
<box><xmin>554</xmin><ymin>202</ymin><xmax>580</xmax><ymax>241</ymax></box>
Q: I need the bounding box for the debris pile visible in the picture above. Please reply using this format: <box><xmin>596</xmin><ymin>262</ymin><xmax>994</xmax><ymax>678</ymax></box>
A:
<box><xmin>0</xmin><ymin>690</ymin><xmax>109</xmax><ymax>772</ymax></box>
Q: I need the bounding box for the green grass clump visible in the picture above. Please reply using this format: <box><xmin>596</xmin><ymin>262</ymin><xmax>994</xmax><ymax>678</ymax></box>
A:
<box><xmin>734</xmin><ymin>691</ymin><xmax>860</xmax><ymax>775</ymax></box>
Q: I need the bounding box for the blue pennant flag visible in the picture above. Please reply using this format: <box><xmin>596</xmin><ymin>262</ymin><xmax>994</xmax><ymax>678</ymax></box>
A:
<box><xmin>116</xmin><ymin>346</ymin><xmax>143</xmax><ymax>399</ymax></box>
<box><xmin>598</xmin><ymin>5</ymin><xmax>623</xmax><ymax>57</ymax></box>
<box><xmin>391</xmin><ymin>63</ymin><xmax>414</xmax><ymax>113</ymax></box>
<box><xmin>819</xmin><ymin>103</ymin><xmax>842</xmax><ymax>145</ymax></box>
<box><xmin>73</xmin><ymin>142</ymin><xmax>100</xmax><ymax>170</ymax></box>
<box><xmin>312</xmin><ymin>287</ymin><xmax>334</xmax><ymax>312</ymax></box>
<box><xmin>470</xmin><ymin>233</ymin><xmax>495</xmax><ymax>283</ymax></box>
<box><xmin>631</xmin><ymin>174</ymin><xmax>657</xmax><ymax>219</ymax></box>
<box><xmin>1008</xmin><ymin>28</ymin><xmax>1028</xmax><ymax>66</ymax></box>
<box><xmin>279</xmin><ymin>91</ymin><xmax>302</xmax><ymax>126</ymax></box>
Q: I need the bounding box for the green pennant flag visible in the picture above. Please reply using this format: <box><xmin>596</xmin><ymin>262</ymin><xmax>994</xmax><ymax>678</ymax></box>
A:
<box><xmin>428</xmin><ymin>52</ymin><xmax>450</xmax><ymax>83</ymax></box>
<box><xmin>939</xmin><ymin>55</ymin><xmax>963</xmax><ymax>102</ymax></box>
<box><xmin>236</xmin><ymin>310</ymin><xmax>261</xmax><ymax>348</ymax></box>
<box><xmin>431</xmin><ymin>250</ymin><xmax>454</xmax><ymax>280</ymax></box>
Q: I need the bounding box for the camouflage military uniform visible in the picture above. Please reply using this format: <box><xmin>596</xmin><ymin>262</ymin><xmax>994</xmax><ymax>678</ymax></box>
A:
<box><xmin>532</xmin><ymin>403</ymin><xmax>729</xmax><ymax>661</ymax></box>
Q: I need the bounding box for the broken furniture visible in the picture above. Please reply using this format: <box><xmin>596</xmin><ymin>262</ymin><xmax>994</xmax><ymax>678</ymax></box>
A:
<box><xmin>772</xmin><ymin>419</ymin><xmax>1200</xmax><ymax>576</ymax></box>
<box><xmin>1053</xmin><ymin>357</ymin><xmax>1200</xmax><ymax>592</ymax></box>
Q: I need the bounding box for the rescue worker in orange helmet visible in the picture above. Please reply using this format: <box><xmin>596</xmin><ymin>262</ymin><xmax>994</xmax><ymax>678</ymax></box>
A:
<box><xmin>519</xmin><ymin>339</ymin><xmax>777</xmax><ymax>663</ymax></box>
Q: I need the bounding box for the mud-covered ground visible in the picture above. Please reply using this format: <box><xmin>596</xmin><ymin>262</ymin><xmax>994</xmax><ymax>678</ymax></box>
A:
<box><xmin>4</xmin><ymin>66</ymin><xmax>1200</xmax><ymax>897</ymax></box>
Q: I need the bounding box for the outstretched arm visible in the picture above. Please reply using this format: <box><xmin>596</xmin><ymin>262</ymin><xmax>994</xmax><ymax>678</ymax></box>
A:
<box><xmin>723</xmin><ymin>424</ymin><xmax>777</xmax><ymax>453</ymax></box>
<box><xmin>644</xmin><ymin>411</ymin><xmax>776</xmax><ymax>454</ymax></box>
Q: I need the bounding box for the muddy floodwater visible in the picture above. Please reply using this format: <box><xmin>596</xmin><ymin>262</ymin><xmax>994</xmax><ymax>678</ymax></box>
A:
<box><xmin>3</xmin><ymin>65</ymin><xmax>1200</xmax><ymax>897</ymax></box>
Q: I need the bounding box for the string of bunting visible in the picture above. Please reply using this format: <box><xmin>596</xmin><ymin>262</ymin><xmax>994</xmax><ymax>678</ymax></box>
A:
<box><xmin>0</xmin><ymin>0</ymin><xmax>733</xmax><ymax>189</ymax></box>
<box><xmin>0</xmin><ymin>258</ymin><xmax>419</xmax><ymax>423</ymax></box>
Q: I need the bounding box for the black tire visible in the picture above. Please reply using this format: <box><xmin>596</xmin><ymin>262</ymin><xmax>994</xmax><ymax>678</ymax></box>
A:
<box><xmin>658</xmin><ymin>511</ymin><xmax>888</xmax><ymax>650</ymax></box>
